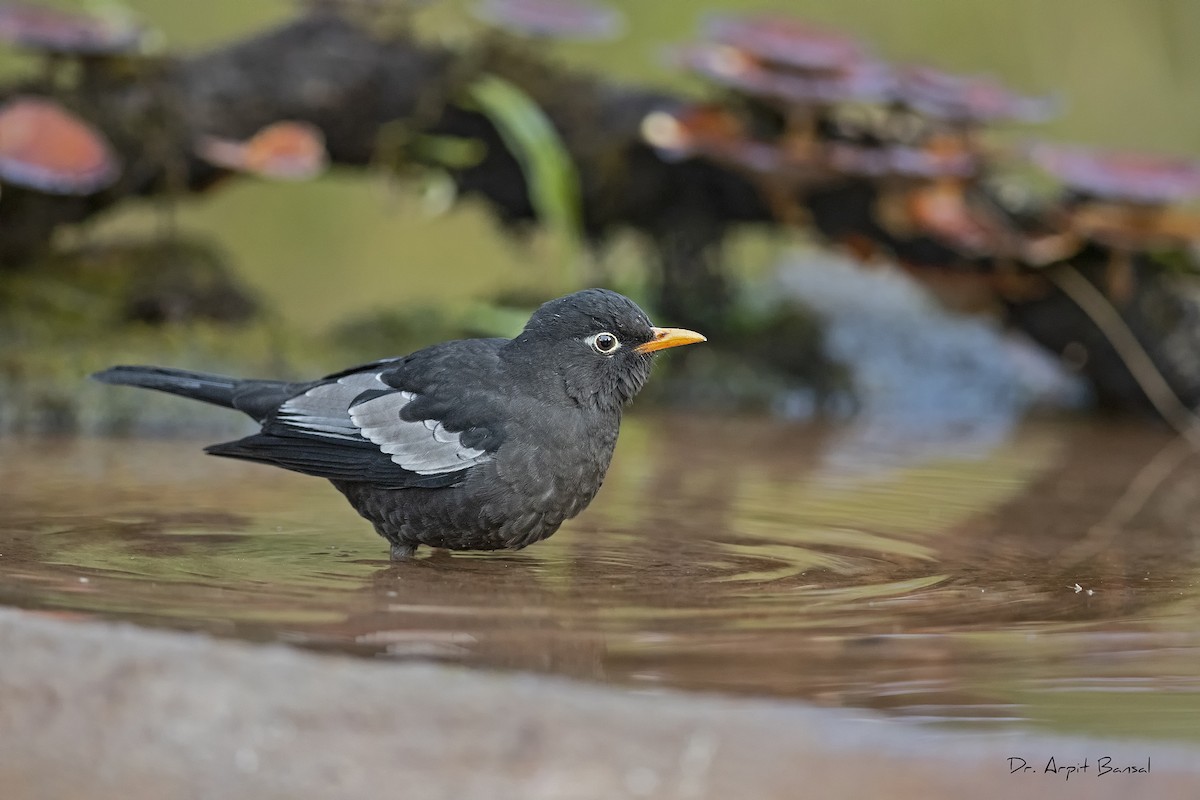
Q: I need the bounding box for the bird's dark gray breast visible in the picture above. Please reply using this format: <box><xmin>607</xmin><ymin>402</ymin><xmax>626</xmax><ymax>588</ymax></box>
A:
<box><xmin>333</xmin><ymin>403</ymin><xmax>621</xmax><ymax>551</ymax></box>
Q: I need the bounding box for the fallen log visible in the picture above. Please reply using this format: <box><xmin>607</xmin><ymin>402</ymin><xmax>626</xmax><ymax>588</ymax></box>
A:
<box><xmin>1</xmin><ymin>9</ymin><xmax>1198</xmax><ymax>419</ymax></box>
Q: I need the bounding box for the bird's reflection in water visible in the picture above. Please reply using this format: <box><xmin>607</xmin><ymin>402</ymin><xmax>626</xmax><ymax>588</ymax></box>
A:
<box><xmin>307</xmin><ymin>555</ymin><xmax>612</xmax><ymax>683</ymax></box>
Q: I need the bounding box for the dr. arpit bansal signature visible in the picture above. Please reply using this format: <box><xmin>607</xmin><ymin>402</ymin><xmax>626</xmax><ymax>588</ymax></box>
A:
<box><xmin>1007</xmin><ymin>756</ymin><xmax>1151</xmax><ymax>780</ymax></box>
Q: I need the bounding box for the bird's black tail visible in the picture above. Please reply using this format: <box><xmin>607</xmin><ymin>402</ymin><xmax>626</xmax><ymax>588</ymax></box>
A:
<box><xmin>91</xmin><ymin>365</ymin><xmax>244</xmax><ymax>409</ymax></box>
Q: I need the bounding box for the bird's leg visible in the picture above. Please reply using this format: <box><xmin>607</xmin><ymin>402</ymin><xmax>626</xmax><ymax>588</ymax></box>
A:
<box><xmin>390</xmin><ymin>543</ymin><xmax>417</xmax><ymax>561</ymax></box>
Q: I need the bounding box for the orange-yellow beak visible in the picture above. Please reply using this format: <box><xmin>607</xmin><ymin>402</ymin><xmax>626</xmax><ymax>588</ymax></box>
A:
<box><xmin>634</xmin><ymin>326</ymin><xmax>707</xmax><ymax>354</ymax></box>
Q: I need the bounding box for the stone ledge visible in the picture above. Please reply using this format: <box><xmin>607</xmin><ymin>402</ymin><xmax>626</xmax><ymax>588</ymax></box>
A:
<box><xmin>0</xmin><ymin>609</ymin><xmax>1194</xmax><ymax>800</ymax></box>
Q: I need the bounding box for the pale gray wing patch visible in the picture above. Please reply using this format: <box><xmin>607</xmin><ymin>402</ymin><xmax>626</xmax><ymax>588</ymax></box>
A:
<box><xmin>349</xmin><ymin>392</ymin><xmax>492</xmax><ymax>476</ymax></box>
<box><xmin>276</xmin><ymin>372</ymin><xmax>389</xmax><ymax>441</ymax></box>
<box><xmin>278</xmin><ymin>372</ymin><xmax>491</xmax><ymax>475</ymax></box>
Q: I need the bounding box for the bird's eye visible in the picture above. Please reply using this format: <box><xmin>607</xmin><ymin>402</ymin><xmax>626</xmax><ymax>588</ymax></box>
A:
<box><xmin>589</xmin><ymin>332</ymin><xmax>620</xmax><ymax>354</ymax></box>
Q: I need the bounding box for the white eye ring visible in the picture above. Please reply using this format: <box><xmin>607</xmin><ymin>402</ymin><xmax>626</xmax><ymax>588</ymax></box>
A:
<box><xmin>587</xmin><ymin>331</ymin><xmax>621</xmax><ymax>355</ymax></box>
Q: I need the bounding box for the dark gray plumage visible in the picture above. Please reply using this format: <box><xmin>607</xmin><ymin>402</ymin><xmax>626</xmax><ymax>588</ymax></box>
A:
<box><xmin>92</xmin><ymin>289</ymin><xmax>705</xmax><ymax>558</ymax></box>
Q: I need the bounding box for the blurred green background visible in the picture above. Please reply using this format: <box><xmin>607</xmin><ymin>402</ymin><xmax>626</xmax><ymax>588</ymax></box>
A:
<box><xmin>33</xmin><ymin>0</ymin><xmax>1200</xmax><ymax>329</ymax></box>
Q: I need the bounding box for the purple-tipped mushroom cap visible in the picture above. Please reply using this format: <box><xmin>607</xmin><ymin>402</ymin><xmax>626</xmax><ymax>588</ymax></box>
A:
<box><xmin>893</xmin><ymin>65</ymin><xmax>1058</xmax><ymax>124</ymax></box>
<box><xmin>0</xmin><ymin>96</ymin><xmax>119</xmax><ymax>194</ymax></box>
<box><xmin>0</xmin><ymin>3</ymin><xmax>141</xmax><ymax>55</ymax></box>
<box><xmin>1028</xmin><ymin>142</ymin><xmax>1200</xmax><ymax>205</ymax></box>
<box><xmin>678</xmin><ymin>44</ymin><xmax>893</xmax><ymax>105</ymax></box>
<box><xmin>703</xmin><ymin>13</ymin><xmax>869</xmax><ymax>73</ymax></box>
<box><xmin>471</xmin><ymin>0</ymin><xmax>624</xmax><ymax>40</ymax></box>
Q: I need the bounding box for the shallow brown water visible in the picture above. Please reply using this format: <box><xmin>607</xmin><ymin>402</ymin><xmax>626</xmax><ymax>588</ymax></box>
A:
<box><xmin>2</xmin><ymin>415</ymin><xmax>1199</xmax><ymax>742</ymax></box>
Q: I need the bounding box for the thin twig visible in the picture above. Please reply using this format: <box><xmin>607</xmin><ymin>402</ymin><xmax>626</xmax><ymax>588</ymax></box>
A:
<box><xmin>1059</xmin><ymin>434</ymin><xmax>1194</xmax><ymax>567</ymax></box>
<box><xmin>1047</xmin><ymin>264</ymin><xmax>1200</xmax><ymax>448</ymax></box>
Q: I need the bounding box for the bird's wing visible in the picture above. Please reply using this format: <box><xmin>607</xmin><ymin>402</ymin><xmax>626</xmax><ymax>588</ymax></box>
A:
<box><xmin>206</xmin><ymin>346</ymin><xmax>507</xmax><ymax>488</ymax></box>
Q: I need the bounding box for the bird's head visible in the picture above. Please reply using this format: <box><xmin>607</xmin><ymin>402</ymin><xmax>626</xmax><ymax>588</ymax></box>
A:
<box><xmin>505</xmin><ymin>288</ymin><xmax>706</xmax><ymax>409</ymax></box>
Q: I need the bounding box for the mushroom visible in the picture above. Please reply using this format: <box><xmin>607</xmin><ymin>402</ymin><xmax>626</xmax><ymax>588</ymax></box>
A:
<box><xmin>675</xmin><ymin>14</ymin><xmax>891</xmax><ymax>166</ymax></box>
<box><xmin>816</xmin><ymin>67</ymin><xmax>1056</xmax><ymax>268</ymax></box>
<box><xmin>1028</xmin><ymin>142</ymin><xmax>1200</xmax><ymax>300</ymax></box>
<box><xmin>674</xmin><ymin>42</ymin><xmax>890</xmax><ymax>175</ymax></box>
<box><xmin>702</xmin><ymin>13</ymin><xmax>868</xmax><ymax>74</ymax></box>
<box><xmin>1029</xmin><ymin>142</ymin><xmax>1200</xmax><ymax>205</ymax></box>
<box><xmin>0</xmin><ymin>3</ymin><xmax>141</xmax><ymax>56</ymax></box>
<box><xmin>891</xmin><ymin>64</ymin><xmax>1058</xmax><ymax>126</ymax></box>
<box><xmin>470</xmin><ymin>0</ymin><xmax>624</xmax><ymax>41</ymax></box>
<box><xmin>196</xmin><ymin>121</ymin><xmax>329</xmax><ymax>181</ymax></box>
<box><xmin>677</xmin><ymin>44</ymin><xmax>892</xmax><ymax>107</ymax></box>
<box><xmin>0</xmin><ymin>95</ymin><xmax>119</xmax><ymax>195</ymax></box>
<box><xmin>680</xmin><ymin>14</ymin><xmax>888</xmax><ymax>106</ymax></box>
<box><xmin>856</xmin><ymin>131</ymin><xmax>1074</xmax><ymax>269</ymax></box>
<box><xmin>896</xmin><ymin>180</ymin><xmax>1003</xmax><ymax>255</ymax></box>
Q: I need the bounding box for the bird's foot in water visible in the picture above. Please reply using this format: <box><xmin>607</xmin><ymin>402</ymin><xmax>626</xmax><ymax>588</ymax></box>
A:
<box><xmin>390</xmin><ymin>543</ymin><xmax>417</xmax><ymax>561</ymax></box>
